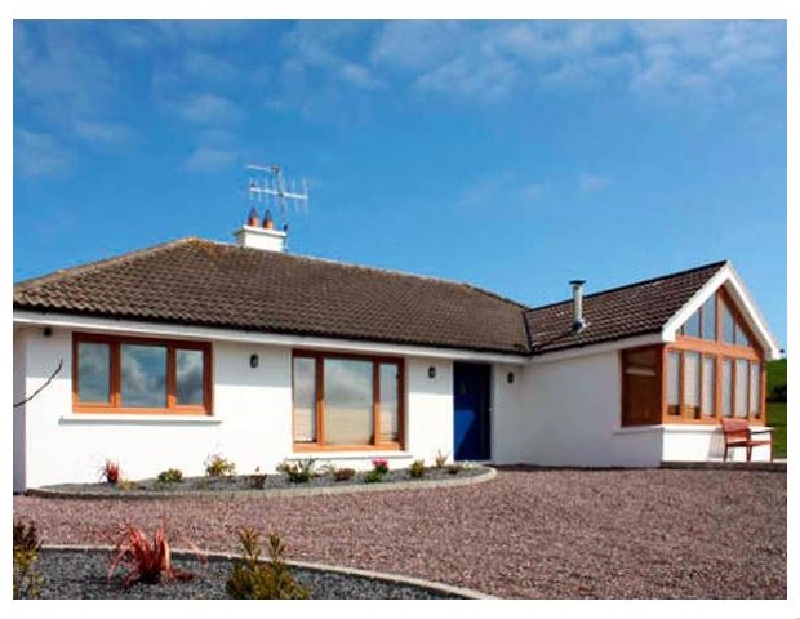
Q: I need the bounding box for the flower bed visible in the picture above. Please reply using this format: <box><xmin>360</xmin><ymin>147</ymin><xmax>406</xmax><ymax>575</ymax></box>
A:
<box><xmin>29</xmin><ymin>465</ymin><xmax>493</xmax><ymax>499</ymax></box>
<box><xmin>29</xmin><ymin>547</ymin><xmax>481</xmax><ymax>600</ymax></box>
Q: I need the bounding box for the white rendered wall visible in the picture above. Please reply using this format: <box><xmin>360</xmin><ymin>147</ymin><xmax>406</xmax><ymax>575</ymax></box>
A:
<box><xmin>491</xmin><ymin>363</ymin><xmax>533</xmax><ymax>464</ymax></box>
<box><xmin>662</xmin><ymin>426</ymin><xmax>772</xmax><ymax>462</ymax></box>
<box><xmin>14</xmin><ymin>328</ymin><xmax>28</xmax><ymax>493</ymax></box>
<box><xmin>17</xmin><ymin>328</ymin><xmax>459</xmax><ymax>488</ymax></box>
<box><xmin>524</xmin><ymin>351</ymin><xmax>663</xmax><ymax>467</ymax></box>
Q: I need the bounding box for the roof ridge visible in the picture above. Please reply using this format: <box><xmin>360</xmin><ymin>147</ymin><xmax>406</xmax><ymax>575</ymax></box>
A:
<box><xmin>527</xmin><ymin>259</ymin><xmax>729</xmax><ymax>313</ymax></box>
<box><xmin>209</xmin><ymin>239</ymin><xmax>529</xmax><ymax>309</ymax></box>
<box><xmin>13</xmin><ymin>237</ymin><xmax>200</xmax><ymax>291</ymax></box>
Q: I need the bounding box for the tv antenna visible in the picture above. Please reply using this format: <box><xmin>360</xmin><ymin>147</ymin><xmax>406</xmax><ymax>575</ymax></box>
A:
<box><xmin>246</xmin><ymin>164</ymin><xmax>309</xmax><ymax>221</ymax></box>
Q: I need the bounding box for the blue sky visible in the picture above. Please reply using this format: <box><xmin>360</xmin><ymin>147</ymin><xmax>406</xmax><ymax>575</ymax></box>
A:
<box><xmin>13</xmin><ymin>20</ymin><xmax>787</xmax><ymax>346</ymax></box>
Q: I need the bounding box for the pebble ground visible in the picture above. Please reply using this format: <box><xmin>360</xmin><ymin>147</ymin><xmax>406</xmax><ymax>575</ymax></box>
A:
<box><xmin>14</xmin><ymin>468</ymin><xmax>786</xmax><ymax>599</ymax></box>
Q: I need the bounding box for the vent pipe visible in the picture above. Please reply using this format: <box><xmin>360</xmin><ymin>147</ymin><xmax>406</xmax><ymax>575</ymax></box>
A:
<box><xmin>569</xmin><ymin>279</ymin><xmax>586</xmax><ymax>332</ymax></box>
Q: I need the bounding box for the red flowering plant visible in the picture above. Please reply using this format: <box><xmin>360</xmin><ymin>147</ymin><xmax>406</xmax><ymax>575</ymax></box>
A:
<box><xmin>371</xmin><ymin>458</ymin><xmax>389</xmax><ymax>475</ymax></box>
<box><xmin>99</xmin><ymin>459</ymin><xmax>121</xmax><ymax>485</ymax></box>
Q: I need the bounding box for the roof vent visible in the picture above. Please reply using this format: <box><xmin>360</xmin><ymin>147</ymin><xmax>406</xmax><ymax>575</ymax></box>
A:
<box><xmin>234</xmin><ymin>208</ymin><xmax>287</xmax><ymax>252</ymax></box>
<box><xmin>569</xmin><ymin>279</ymin><xmax>587</xmax><ymax>332</ymax></box>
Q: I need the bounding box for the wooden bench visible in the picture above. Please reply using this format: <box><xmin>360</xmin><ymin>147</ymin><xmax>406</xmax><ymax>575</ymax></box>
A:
<box><xmin>721</xmin><ymin>419</ymin><xmax>773</xmax><ymax>463</ymax></box>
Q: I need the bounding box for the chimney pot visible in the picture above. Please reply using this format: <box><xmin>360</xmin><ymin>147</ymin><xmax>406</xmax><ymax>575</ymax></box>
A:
<box><xmin>262</xmin><ymin>209</ymin><xmax>274</xmax><ymax>230</ymax></box>
<box><xmin>247</xmin><ymin>207</ymin><xmax>260</xmax><ymax>228</ymax></box>
<box><xmin>569</xmin><ymin>279</ymin><xmax>587</xmax><ymax>332</ymax></box>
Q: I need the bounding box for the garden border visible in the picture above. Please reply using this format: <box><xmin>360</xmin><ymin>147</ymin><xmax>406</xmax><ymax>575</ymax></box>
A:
<box><xmin>39</xmin><ymin>544</ymin><xmax>497</xmax><ymax>600</ymax></box>
<box><xmin>26</xmin><ymin>466</ymin><xmax>496</xmax><ymax>500</ymax></box>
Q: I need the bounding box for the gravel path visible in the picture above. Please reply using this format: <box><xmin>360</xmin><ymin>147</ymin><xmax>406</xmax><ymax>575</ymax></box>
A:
<box><xmin>14</xmin><ymin>468</ymin><xmax>786</xmax><ymax>599</ymax></box>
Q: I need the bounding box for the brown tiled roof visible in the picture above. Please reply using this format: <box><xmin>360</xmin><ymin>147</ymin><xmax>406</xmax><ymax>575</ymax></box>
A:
<box><xmin>13</xmin><ymin>238</ymin><xmax>531</xmax><ymax>354</ymax></box>
<box><xmin>13</xmin><ymin>237</ymin><xmax>727</xmax><ymax>356</ymax></box>
<box><xmin>524</xmin><ymin>260</ymin><xmax>727</xmax><ymax>354</ymax></box>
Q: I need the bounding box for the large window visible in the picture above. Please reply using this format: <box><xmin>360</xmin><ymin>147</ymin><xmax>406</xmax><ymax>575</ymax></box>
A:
<box><xmin>292</xmin><ymin>351</ymin><xmax>404</xmax><ymax>450</ymax></box>
<box><xmin>73</xmin><ymin>333</ymin><xmax>211</xmax><ymax>414</ymax></box>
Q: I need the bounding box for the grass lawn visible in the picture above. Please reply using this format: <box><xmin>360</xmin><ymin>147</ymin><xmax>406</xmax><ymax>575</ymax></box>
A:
<box><xmin>767</xmin><ymin>402</ymin><xmax>786</xmax><ymax>459</ymax></box>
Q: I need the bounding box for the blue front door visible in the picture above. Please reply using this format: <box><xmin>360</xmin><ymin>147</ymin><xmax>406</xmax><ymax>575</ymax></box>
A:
<box><xmin>453</xmin><ymin>362</ymin><xmax>491</xmax><ymax>461</ymax></box>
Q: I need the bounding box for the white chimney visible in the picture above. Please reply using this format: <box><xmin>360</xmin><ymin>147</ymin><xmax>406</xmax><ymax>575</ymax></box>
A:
<box><xmin>569</xmin><ymin>279</ymin><xmax>587</xmax><ymax>332</ymax></box>
<box><xmin>234</xmin><ymin>207</ymin><xmax>287</xmax><ymax>252</ymax></box>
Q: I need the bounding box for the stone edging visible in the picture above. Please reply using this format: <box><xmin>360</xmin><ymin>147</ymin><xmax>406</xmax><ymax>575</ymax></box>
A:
<box><xmin>660</xmin><ymin>461</ymin><xmax>786</xmax><ymax>472</ymax></box>
<box><xmin>40</xmin><ymin>544</ymin><xmax>497</xmax><ymax>600</ymax></box>
<box><xmin>27</xmin><ymin>466</ymin><xmax>497</xmax><ymax>501</ymax></box>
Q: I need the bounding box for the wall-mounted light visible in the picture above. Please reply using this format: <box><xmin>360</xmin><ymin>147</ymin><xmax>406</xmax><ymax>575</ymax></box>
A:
<box><xmin>507</xmin><ymin>372</ymin><xmax>515</xmax><ymax>384</ymax></box>
<box><xmin>249</xmin><ymin>354</ymin><xmax>259</xmax><ymax>369</ymax></box>
<box><xmin>427</xmin><ymin>366</ymin><xmax>436</xmax><ymax>379</ymax></box>
<box><xmin>43</xmin><ymin>327</ymin><xmax>53</xmax><ymax>338</ymax></box>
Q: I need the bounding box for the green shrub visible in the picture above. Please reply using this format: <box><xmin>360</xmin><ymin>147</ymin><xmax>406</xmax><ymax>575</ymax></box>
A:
<box><xmin>333</xmin><ymin>468</ymin><xmax>356</xmax><ymax>482</ymax></box>
<box><xmin>205</xmin><ymin>454</ymin><xmax>236</xmax><ymax>477</ymax></box>
<box><xmin>13</xmin><ymin>519</ymin><xmax>43</xmax><ymax>599</ymax></box>
<box><xmin>283</xmin><ymin>458</ymin><xmax>315</xmax><ymax>483</ymax></box>
<box><xmin>364</xmin><ymin>469</ymin><xmax>384</xmax><ymax>483</ymax></box>
<box><xmin>409</xmin><ymin>460</ymin><xmax>426</xmax><ymax>479</ymax></box>
<box><xmin>157</xmin><ymin>468</ymin><xmax>183</xmax><ymax>483</ymax></box>
<box><xmin>226</xmin><ymin>528</ymin><xmax>310</xmax><ymax>600</ymax></box>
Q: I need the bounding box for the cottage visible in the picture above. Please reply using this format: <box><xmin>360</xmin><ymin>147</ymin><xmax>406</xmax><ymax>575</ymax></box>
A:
<box><xmin>12</xmin><ymin>212</ymin><xmax>781</xmax><ymax>491</ymax></box>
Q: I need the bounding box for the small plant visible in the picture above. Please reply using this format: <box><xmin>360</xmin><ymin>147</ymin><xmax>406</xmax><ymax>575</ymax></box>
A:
<box><xmin>447</xmin><ymin>464</ymin><xmax>462</xmax><ymax>476</ymax></box>
<box><xmin>364</xmin><ymin>469</ymin><xmax>384</xmax><ymax>483</ymax></box>
<box><xmin>157</xmin><ymin>468</ymin><xmax>183</xmax><ymax>483</ymax></box>
<box><xmin>333</xmin><ymin>467</ymin><xmax>356</xmax><ymax>482</ymax></box>
<box><xmin>99</xmin><ymin>459</ymin><xmax>121</xmax><ymax>484</ymax></box>
<box><xmin>226</xmin><ymin>528</ymin><xmax>310</xmax><ymax>600</ymax></box>
<box><xmin>13</xmin><ymin>519</ymin><xmax>43</xmax><ymax>599</ymax></box>
<box><xmin>409</xmin><ymin>460</ymin><xmax>426</xmax><ymax>479</ymax></box>
<box><xmin>434</xmin><ymin>450</ymin><xmax>448</xmax><ymax>468</ymax></box>
<box><xmin>107</xmin><ymin>518</ymin><xmax>205</xmax><ymax>588</ymax></box>
<box><xmin>371</xmin><ymin>458</ymin><xmax>389</xmax><ymax>475</ymax></box>
<box><xmin>205</xmin><ymin>453</ymin><xmax>236</xmax><ymax>477</ymax></box>
<box><xmin>247</xmin><ymin>467</ymin><xmax>268</xmax><ymax>490</ymax></box>
<box><xmin>283</xmin><ymin>458</ymin><xmax>315</xmax><ymax>483</ymax></box>
<box><xmin>275</xmin><ymin>461</ymin><xmax>292</xmax><ymax>475</ymax></box>
<box><xmin>117</xmin><ymin>478</ymin><xmax>135</xmax><ymax>491</ymax></box>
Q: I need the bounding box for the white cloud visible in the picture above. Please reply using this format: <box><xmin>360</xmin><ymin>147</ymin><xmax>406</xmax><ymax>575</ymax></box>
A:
<box><xmin>179</xmin><ymin>93</ymin><xmax>243</xmax><ymax>126</ymax></box>
<box><xmin>73</xmin><ymin>120</ymin><xmax>132</xmax><ymax>145</ymax></box>
<box><xmin>14</xmin><ymin>129</ymin><xmax>73</xmax><ymax>179</ymax></box>
<box><xmin>185</xmin><ymin>147</ymin><xmax>237</xmax><ymax>173</ymax></box>
<box><xmin>579</xmin><ymin>173</ymin><xmax>612</xmax><ymax>193</ymax></box>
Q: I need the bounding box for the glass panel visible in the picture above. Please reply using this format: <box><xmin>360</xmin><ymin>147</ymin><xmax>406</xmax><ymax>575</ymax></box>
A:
<box><xmin>683</xmin><ymin>352</ymin><xmax>701</xmax><ymax>419</ymax></box>
<box><xmin>750</xmin><ymin>363</ymin><xmax>761</xmax><ymax>418</ymax></box>
<box><xmin>701</xmin><ymin>295</ymin><xmax>717</xmax><ymax>340</ymax></box>
<box><xmin>735</xmin><ymin>359</ymin><xmax>748</xmax><ymax>418</ymax></box>
<box><xmin>667</xmin><ymin>351</ymin><xmax>680</xmax><ymax>416</ymax></box>
<box><xmin>292</xmin><ymin>357</ymin><xmax>316</xmax><ymax>443</ymax></box>
<box><xmin>176</xmin><ymin>349</ymin><xmax>205</xmax><ymax>406</ymax></box>
<box><xmin>722</xmin><ymin>359</ymin><xmax>733</xmax><ymax>418</ymax></box>
<box><xmin>78</xmin><ymin>342</ymin><xmax>110</xmax><ymax>403</ymax></box>
<box><xmin>683</xmin><ymin>310</ymin><xmax>700</xmax><ymax>338</ymax></box>
<box><xmin>702</xmin><ymin>357</ymin><xmax>715</xmax><ymax>417</ymax></box>
<box><xmin>120</xmin><ymin>344</ymin><xmax>167</xmax><ymax>408</ymax></box>
<box><xmin>734</xmin><ymin>322</ymin><xmax>752</xmax><ymax>348</ymax></box>
<box><xmin>379</xmin><ymin>363</ymin><xmax>399</xmax><ymax>443</ymax></box>
<box><xmin>722</xmin><ymin>302</ymin><xmax>735</xmax><ymax>345</ymax></box>
<box><xmin>323</xmin><ymin>358</ymin><xmax>373</xmax><ymax>446</ymax></box>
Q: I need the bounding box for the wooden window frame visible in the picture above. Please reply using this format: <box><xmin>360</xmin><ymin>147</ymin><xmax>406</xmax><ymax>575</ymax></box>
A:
<box><xmin>292</xmin><ymin>349</ymin><xmax>405</xmax><ymax>452</ymax></box>
<box><xmin>620</xmin><ymin>345</ymin><xmax>663</xmax><ymax>426</ymax></box>
<box><xmin>72</xmin><ymin>332</ymin><xmax>213</xmax><ymax>415</ymax></box>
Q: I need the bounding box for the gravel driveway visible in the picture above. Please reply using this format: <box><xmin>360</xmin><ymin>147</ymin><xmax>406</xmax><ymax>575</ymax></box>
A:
<box><xmin>14</xmin><ymin>468</ymin><xmax>786</xmax><ymax>599</ymax></box>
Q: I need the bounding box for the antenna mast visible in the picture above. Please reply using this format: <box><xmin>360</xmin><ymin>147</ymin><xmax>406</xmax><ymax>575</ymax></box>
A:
<box><xmin>246</xmin><ymin>164</ymin><xmax>309</xmax><ymax>222</ymax></box>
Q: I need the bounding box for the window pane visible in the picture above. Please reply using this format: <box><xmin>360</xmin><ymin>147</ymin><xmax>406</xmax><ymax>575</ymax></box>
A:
<box><xmin>293</xmin><ymin>357</ymin><xmax>316</xmax><ymax>443</ymax></box>
<box><xmin>667</xmin><ymin>352</ymin><xmax>680</xmax><ymax>415</ymax></box>
<box><xmin>176</xmin><ymin>349</ymin><xmax>205</xmax><ymax>406</ymax></box>
<box><xmin>379</xmin><ymin>363</ymin><xmax>399</xmax><ymax>443</ymax></box>
<box><xmin>735</xmin><ymin>359</ymin><xmax>748</xmax><ymax>418</ymax></box>
<box><xmin>722</xmin><ymin>302</ymin><xmax>735</xmax><ymax>345</ymax></box>
<box><xmin>683</xmin><ymin>352</ymin><xmax>700</xmax><ymax>419</ymax></box>
<box><xmin>701</xmin><ymin>296</ymin><xmax>717</xmax><ymax>340</ymax></box>
<box><xmin>734</xmin><ymin>322</ymin><xmax>751</xmax><ymax>348</ymax></box>
<box><xmin>78</xmin><ymin>342</ymin><xmax>110</xmax><ymax>403</ymax></box>
<box><xmin>722</xmin><ymin>359</ymin><xmax>733</xmax><ymax>418</ymax></box>
<box><xmin>750</xmin><ymin>363</ymin><xmax>761</xmax><ymax>418</ymax></box>
<box><xmin>702</xmin><ymin>357</ymin><xmax>715</xmax><ymax>417</ymax></box>
<box><xmin>121</xmin><ymin>344</ymin><xmax>167</xmax><ymax>408</ymax></box>
<box><xmin>683</xmin><ymin>310</ymin><xmax>700</xmax><ymax>338</ymax></box>
<box><xmin>323</xmin><ymin>359</ymin><xmax>373</xmax><ymax>446</ymax></box>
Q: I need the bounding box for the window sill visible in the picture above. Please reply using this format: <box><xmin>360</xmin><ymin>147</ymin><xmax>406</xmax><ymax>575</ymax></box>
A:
<box><xmin>59</xmin><ymin>413</ymin><xmax>221</xmax><ymax>426</ymax></box>
<box><xmin>290</xmin><ymin>448</ymin><xmax>413</xmax><ymax>460</ymax></box>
